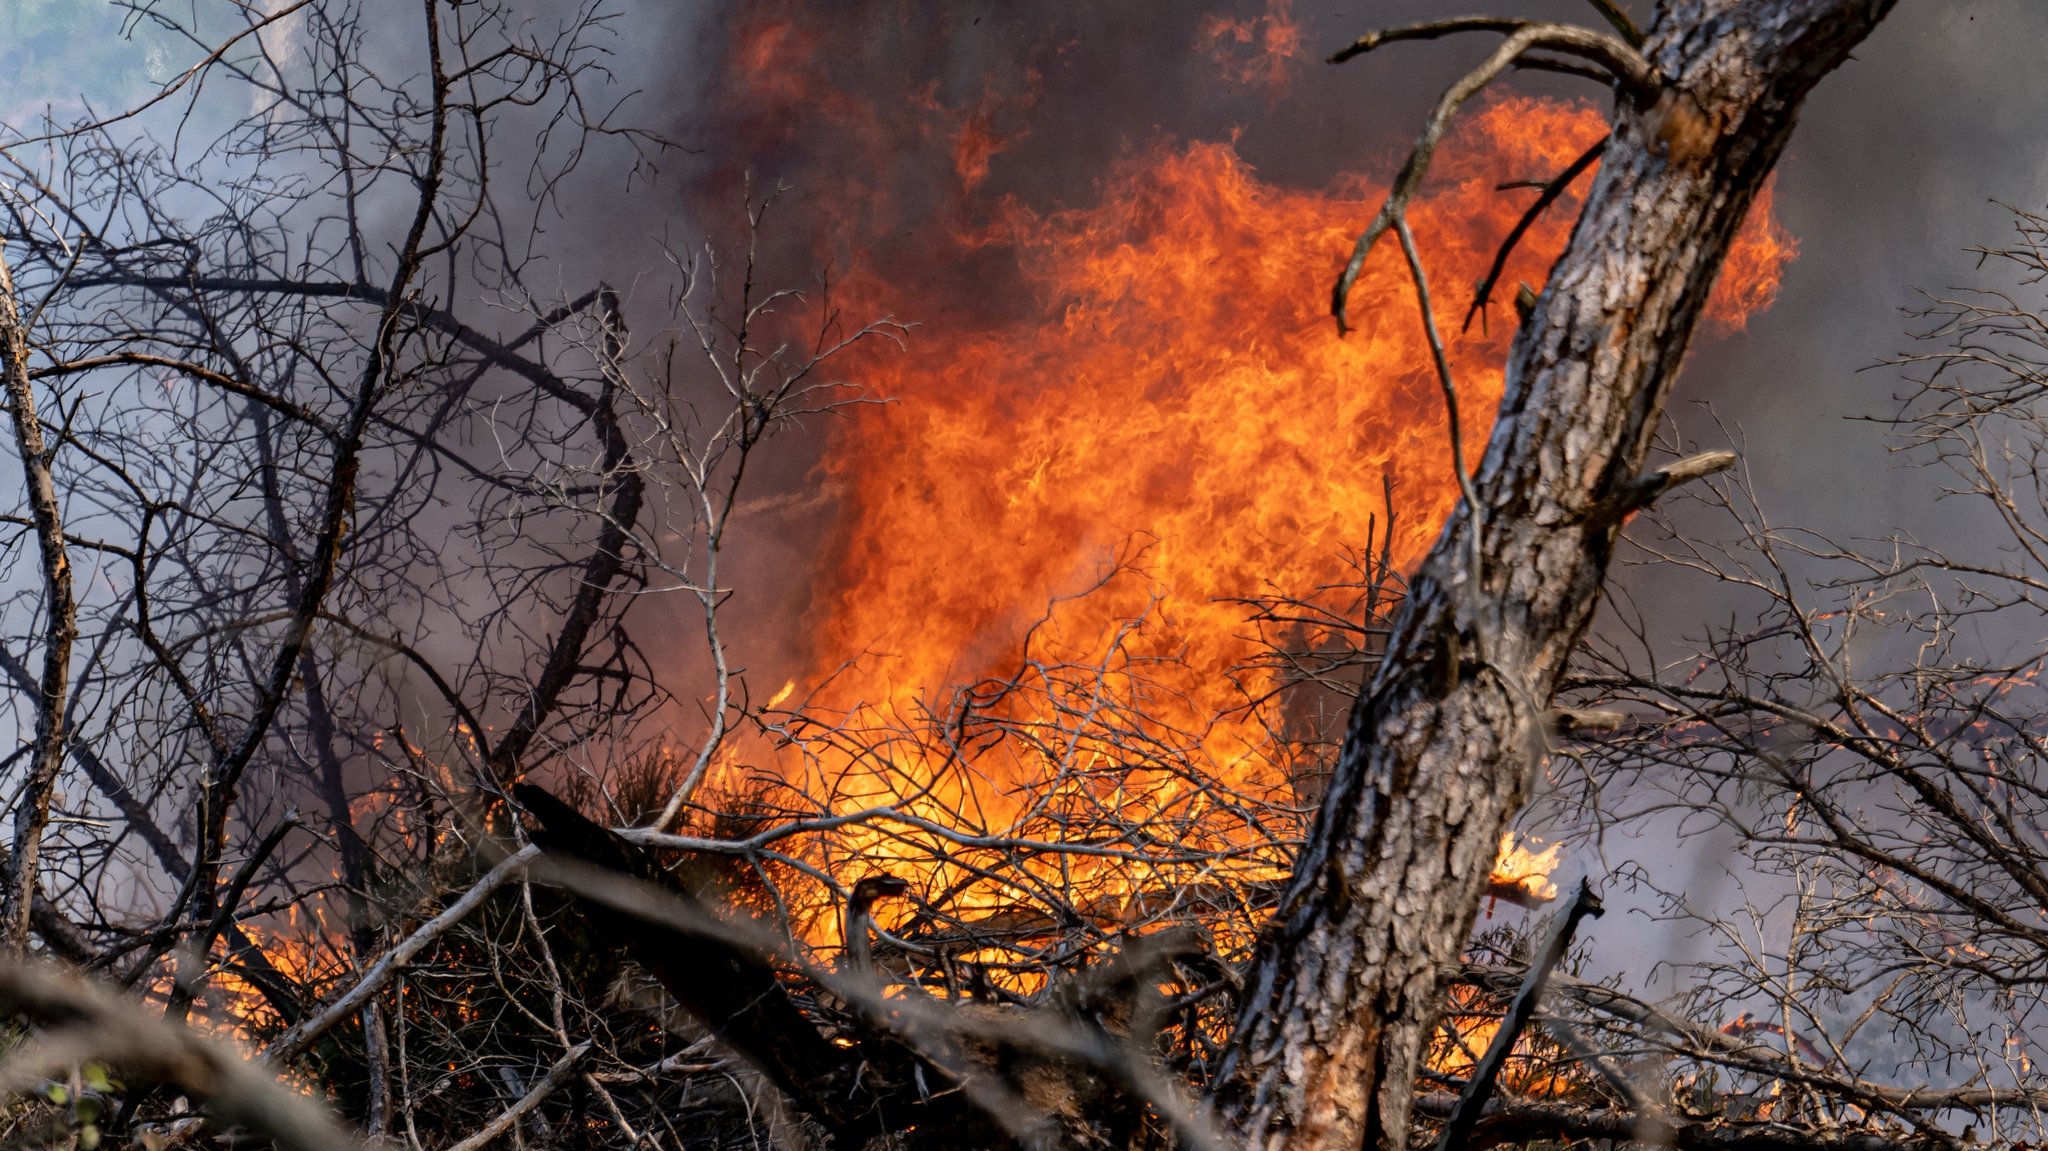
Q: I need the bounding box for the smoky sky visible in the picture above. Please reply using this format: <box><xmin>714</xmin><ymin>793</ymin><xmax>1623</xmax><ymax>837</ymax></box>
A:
<box><xmin>602</xmin><ymin>0</ymin><xmax>2048</xmax><ymax>1001</ymax></box>
<box><xmin>568</xmin><ymin>1</ymin><xmax>2048</xmax><ymax>723</ymax></box>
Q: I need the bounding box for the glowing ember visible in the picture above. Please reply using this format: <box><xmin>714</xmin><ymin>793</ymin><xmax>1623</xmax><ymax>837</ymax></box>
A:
<box><xmin>1486</xmin><ymin>832</ymin><xmax>1563</xmax><ymax>909</ymax></box>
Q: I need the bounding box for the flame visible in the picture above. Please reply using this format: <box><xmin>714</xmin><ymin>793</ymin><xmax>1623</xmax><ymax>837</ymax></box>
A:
<box><xmin>1429</xmin><ymin>981</ymin><xmax>1577</xmax><ymax>1095</ymax></box>
<box><xmin>208</xmin><ymin>918</ymin><xmax>351</xmax><ymax>1044</ymax></box>
<box><xmin>1487</xmin><ymin>832</ymin><xmax>1562</xmax><ymax>908</ymax></box>
<box><xmin>923</xmin><ymin>76</ymin><xmax>1042</xmax><ymax>194</ymax></box>
<box><xmin>1199</xmin><ymin>0</ymin><xmax>1305</xmax><ymax>95</ymax></box>
<box><xmin>705</xmin><ymin>15</ymin><xmax>1796</xmax><ymax>962</ymax></box>
<box><xmin>804</xmin><ymin>94</ymin><xmax>1789</xmax><ymax>777</ymax></box>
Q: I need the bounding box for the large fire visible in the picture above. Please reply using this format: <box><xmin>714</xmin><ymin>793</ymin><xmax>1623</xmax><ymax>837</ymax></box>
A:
<box><xmin>223</xmin><ymin>28</ymin><xmax>1796</xmax><ymax>1010</ymax></box>
<box><xmin>737</xmin><ymin>93</ymin><xmax>1795</xmax><ymax>939</ymax></box>
<box><xmin>811</xmin><ymin>94</ymin><xmax>1792</xmax><ymax>721</ymax></box>
<box><xmin>617</xmin><ymin>8</ymin><xmax>1802</xmax><ymax>978</ymax></box>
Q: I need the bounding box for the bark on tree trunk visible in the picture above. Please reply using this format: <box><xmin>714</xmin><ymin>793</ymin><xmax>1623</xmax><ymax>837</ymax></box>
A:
<box><xmin>1217</xmin><ymin>5</ymin><xmax>1896</xmax><ymax>1151</ymax></box>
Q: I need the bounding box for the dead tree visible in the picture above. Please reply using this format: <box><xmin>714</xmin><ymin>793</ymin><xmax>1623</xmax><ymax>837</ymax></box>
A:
<box><xmin>1217</xmin><ymin>6</ymin><xmax>1898</xmax><ymax>1151</ymax></box>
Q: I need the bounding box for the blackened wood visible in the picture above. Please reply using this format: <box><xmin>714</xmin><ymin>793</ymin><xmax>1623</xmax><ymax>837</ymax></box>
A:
<box><xmin>515</xmin><ymin>784</ymin><xmax>1010</xmax><ymax>1150</ymax></box>
<box><xmin>1432</xmin><ymin>879</ymin><xmax>1602</xmax><ymax>1151</ymax></box>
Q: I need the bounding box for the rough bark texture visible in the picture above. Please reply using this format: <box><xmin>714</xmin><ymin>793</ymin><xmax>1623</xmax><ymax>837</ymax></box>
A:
<box><xmin>1216</xmin><ymin>5</ymin><xmax>1896</xmax><ymax>1151</ymax></box>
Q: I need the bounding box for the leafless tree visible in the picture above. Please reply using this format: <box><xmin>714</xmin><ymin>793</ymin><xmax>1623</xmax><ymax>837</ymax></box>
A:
<box><xmin>35</xmin><ymin>3</ymin><xmax>2048</xmax><ymax>1151</ymax></box>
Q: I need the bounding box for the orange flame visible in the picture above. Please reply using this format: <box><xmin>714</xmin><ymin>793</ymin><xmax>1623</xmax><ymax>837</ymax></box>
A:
<box><xmin>709</xmin><ymin>17</ymin><xmax>1795</xmax><ymax>955</ymax></box>
<box><xmin>808</xmin><ymin>95</ymin><xmax>1788</xmax><ymax>759</ymax></box>
<box><xmin>1486</xmin><ymin>832</ymin><xmax>1563</xmax><ymax>909</ymax></box>
<box><xmin>1430</xmin><ymin>981</ymin><xmax>1577</xmax><ymax>1094</ymax></box>
<box><xmin>1199</xmin><ymin>0</ymin><xmax>1306</xmax><ymax>96</ymax></box>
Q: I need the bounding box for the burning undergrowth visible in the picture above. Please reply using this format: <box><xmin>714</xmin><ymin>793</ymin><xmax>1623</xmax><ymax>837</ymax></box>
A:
<box><xmin>655</xmin><ymin>89</ymin><xmax>1794</xmax><ymax>972</ymax></box>
<box><xmin>170</xmin><ymin>6</ymin><xmax>1803</xmax><ymax>1134</ymax></box>
<box><xmin>19</xmin><ymin>0</ymin><xmax>2024</xmax><ymax>1148</ymax></box>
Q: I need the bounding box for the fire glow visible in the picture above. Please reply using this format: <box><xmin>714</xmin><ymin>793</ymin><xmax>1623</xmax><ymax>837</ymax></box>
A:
<box><xmin>702</xmin><ymin>18</ymin><xmax>1797</xmax><ymax>953</ymax></box>
<box><xmin>813</xmin><ymin>95</ymin><xmax>1794</xmax><ymax>719</ymax></box>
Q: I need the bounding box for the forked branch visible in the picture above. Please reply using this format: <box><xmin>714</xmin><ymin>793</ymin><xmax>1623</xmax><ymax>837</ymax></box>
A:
<box><xmin>1465</xmin><ymin>136</ymin><xmax>1609</xmax><ymax>332</ymax></box>
<box><xmin>1329</xmin><ymin>20</ymin><xmax>1657</xmax><ymax>333</ymax></box>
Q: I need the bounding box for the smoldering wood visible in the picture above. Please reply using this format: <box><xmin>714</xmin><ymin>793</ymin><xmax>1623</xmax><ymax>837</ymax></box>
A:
<box><xmin>518</xmin><ymin>783</ymin><xmax>1252</xmax><ymax>1151</ymax></box>
<box><xmin>443</xmin><ymin>1042</ymin><xmax>591</xmax><ymax>1151</ymax></box>
<box><xmin>1429</xmin><ymin>879</ymin><xmax>1601</xmax><ymax>1151</ymax></box>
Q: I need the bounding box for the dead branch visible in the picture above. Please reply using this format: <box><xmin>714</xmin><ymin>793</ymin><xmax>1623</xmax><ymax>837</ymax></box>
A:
<box><xmin>0</xmin><ymin>247</ymin><xmax>76</xmax><ymax>955</ymax></box>
<box><xmin>1464</xmin><ymin>136</ymin><xmax>1609</xmax><ymax>332</ymax></box>
<box><xmin>1431</xmin><ymin>880</ymin><xmax>1603</xmax><ymax>1151</ymax></box>
<box><xmin>0</xmin><ymin>961</ymin><xmax>359</xmax><ymax>1151</ymax></box>
<box><xmin>1589</xmin><ymin>449</ymin><xmax>1738</xmax><ymax>525</ymax></box>
<box><xmin>1330</xmin><ymin>19</ymin><xmax>1656</xmax><ymax>332</ymax></box>
<box><xmin>262</xmin><ymin>845</ymin><xmax>539</xmax><ymax>1062</ymax></box>
<box><xmin>442</xmin><ymin>1042</ymin><xmax>591</xmax><ymax>1151</ymax></box>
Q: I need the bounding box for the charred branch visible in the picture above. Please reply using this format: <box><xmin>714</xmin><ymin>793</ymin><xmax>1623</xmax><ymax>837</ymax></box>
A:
<box><xmin>514</xmin><ymin>784</ymin><xmax>1010</xmax><ymax>1150</ymax></box>
<box><xmin>1545</xmin><ymin>706</ymin><xmax>1625</xmax><ymax>737</ymax></box>
<box><xmin>1327</xmin><ymin>20</ymin><xmax>1656</xmax><ymax>94</ymax></box>
<box><xmin>1431</xmin><ymin>880</ymin><xmax>1602</xmax><ymax>1151</ymax></box>
<box><xmin>1465</xmin><ymin>136</ymin><xmax>1609</xmax><ymax>333</ymax></box>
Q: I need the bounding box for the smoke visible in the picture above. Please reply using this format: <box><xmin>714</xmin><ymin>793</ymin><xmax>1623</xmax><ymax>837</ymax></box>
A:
<box><xmin>19</xmin><ymin>0</ymin><xmax>2042</xmax><ymax>1039</ymax></box>
<box><xmin>623</xmin><ymin>0</ymin><xmax>2048</xmax><ymax>1028</ymax></box>
<box><xmin>1678</xmin><ymin>1</ymin><xmax>2048</xmax><ymax>542</ymax></box>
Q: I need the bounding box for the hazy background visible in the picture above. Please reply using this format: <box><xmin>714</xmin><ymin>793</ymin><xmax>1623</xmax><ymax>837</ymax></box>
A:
<box><xmin>8</xmin><ymin>0</ymin><xmax>2046</xmax><ymax>995</ymax></box>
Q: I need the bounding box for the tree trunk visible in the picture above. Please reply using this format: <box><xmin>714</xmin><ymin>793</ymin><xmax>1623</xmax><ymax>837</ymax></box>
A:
<box><xmin>1217</xmin><ymin>4</ymin><xmax>1895</xmax><ymax>1150</ymax></box>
